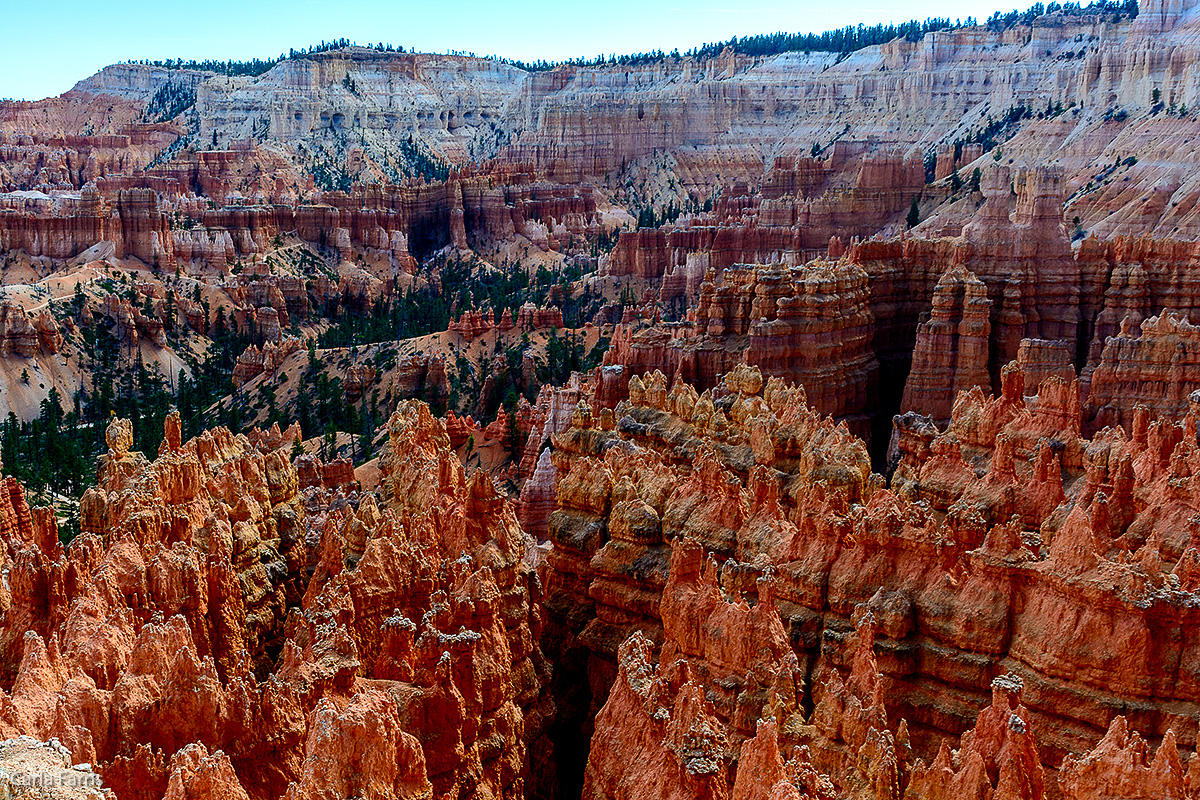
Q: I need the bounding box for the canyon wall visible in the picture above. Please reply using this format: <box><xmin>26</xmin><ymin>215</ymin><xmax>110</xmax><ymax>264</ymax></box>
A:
<box><xmin>600</xmin><ymin>259</ymin><xmax>878</xmax><ymax>437</ymax></box>
<box><xmin>9</xmin><ymin>1</ymin><xmax>1200</xmax><ymax>238</ymax></box>
<box><xmin>9</xmin><ymin>4</ymin><xmax>1200</xmax><ymax>799</ymax></box>
<box><xmin>0</xmin><ymin>165</ymin><xmax>601</xmax><ymax>269</ymax></box>
<box><xmin>538</xmin><ymin>361</ymin><xmax>1200</xmax><ymax>798</ymax></box>
<box><xmin>598</xmin><ymin>160</ymin><xmax>1200</xmax><ymax>447</ymax></box>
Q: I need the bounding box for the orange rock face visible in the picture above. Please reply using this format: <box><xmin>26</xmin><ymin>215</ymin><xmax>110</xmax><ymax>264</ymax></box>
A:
<box><xmin>602</xmin><ymin>150</ymin><xmax>924</xmax><ymax>289</ymax></box>
<box><xmin>0</xmin><ymin>161</ymin><xmax>601</xmax><ymax>273</ymax></box>
<box><xmin>599</xmin><ymin>260</ymin><xmax>878</xmax><ymax>439</ymax></box>
<box><xmin>0</xmin><ymin>401</ymin><xmax>551</xmax><ymax>800</ymax></box>
<box><xmin>17</xmin><ymin>10</ymin><xmax>1200</xmax><ymax>799</ymax></box>
<box><xmin>899</xmin><ymin>265</ymin><xmax>991</xmax><ymax>426</ymax></box>
<box><xmin>232</xmin><ymin>337</ymin><xmax>303</xmax><ymax>387</ymax></box>
<box><xmin>535</xmin><ymin>360</ymin><xmax>1200</xmax><ymax>799</ymax></box>
<box><xmin>596</xmin><ymin>161</ymin><xmax>1200</xmax><ymax>456</ymax></box>
<box><xmin>0</xmin><ymin>302</ymin><xmax>59</xmax><ymax>357</ymax></box>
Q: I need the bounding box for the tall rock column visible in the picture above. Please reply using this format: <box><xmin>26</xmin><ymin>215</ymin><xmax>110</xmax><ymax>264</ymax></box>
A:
<box><xmin>901</xmin><ymin>266</ymin><xmax>992</xmax><ymax>425</ymax></box>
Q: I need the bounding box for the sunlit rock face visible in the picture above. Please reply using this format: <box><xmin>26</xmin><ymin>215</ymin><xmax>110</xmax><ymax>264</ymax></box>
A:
<box><xmin>0</xmin><ymin>404</ymin><xmax>552</xmax><ymax>800</ymax></box>
<box><xmin>535</xmin><ymin>359</ymin><xmax>1200</xmax><ymax>798</ymax></box>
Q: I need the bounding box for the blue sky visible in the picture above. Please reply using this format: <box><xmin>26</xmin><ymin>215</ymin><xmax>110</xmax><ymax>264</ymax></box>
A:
<box><xmin>2</xmin><ymin>0</ymin><xmax>1013</xmax><ymax>100</ymax></box>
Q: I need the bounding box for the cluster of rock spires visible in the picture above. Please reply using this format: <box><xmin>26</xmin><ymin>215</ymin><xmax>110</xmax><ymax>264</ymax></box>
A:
<box><xmin>533</xmin><ymin>361</ymin><xmax>1200</xmax><ymax>799</ymax></box>
<box><xmin>601</xmin><ymin>156</ymin><xmax>1200</xmax><ymax>453</ymax></box>
<box><xmin>6</xmin><ymin>351</ymin><xmax>1200</xmax><ymax>797</ymax></box>
<box><xmin>0</xmin><ymin>405</ymin><xmax>550</xmax><ymax>799</ymax></box>
<box><xmin>0</xmin><ymin>302</ymin><xmax>64</xmax><ymax>357</ymax></box>
<box><xmin>449</xmin><ymin>305</ymin><xmax>567</xmax><ymax>340</ymax></box>
<box><xmin>0</xmin><ymin>167</ymin><xmax>602</xmax><ymax>271</ymax></box>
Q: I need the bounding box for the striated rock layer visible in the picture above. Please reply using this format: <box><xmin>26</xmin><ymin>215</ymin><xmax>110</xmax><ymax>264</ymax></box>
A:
<box><xmin>0</xmin><ymin>164</ymin><xmax>602</xmax><ymax>269</ymax></box>
<box><xmin>601</xmin><ymin>259</ymin><xmax>878</xmax><ymax>439</ymax></box>
<box><xmin>601</xmin><ymin>160</ymin><xmax>1200</xmax><ymax>452</ymax></box>
<box><xmin>540</xmin><ymin>360</ymin><xmax>1200</xmax><ymax>798</ymax></box>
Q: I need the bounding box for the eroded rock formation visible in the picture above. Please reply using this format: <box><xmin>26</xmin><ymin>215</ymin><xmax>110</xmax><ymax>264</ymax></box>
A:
<box><xmin>536</xmin><ymin>360</ymin><xmax>1200</xmax><ymax>798</ymax></box>
<box><xmin>0</xmin><ymin>404</ymin><xmax>550</xmax><ymax>800</ymax></box>
<box><xmin>600</xmin><ymin>259</ymin><xmax>878</xmax><ymax>438</ymax></box>
<box><xmin>13</xmin><ymin>5</ymin><xmax>1200</xmax><ymax>799</ymax></box>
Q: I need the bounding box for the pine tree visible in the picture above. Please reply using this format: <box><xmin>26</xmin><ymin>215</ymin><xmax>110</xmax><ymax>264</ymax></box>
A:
<box><xmin>906</xmin><ymin>197</ymin><xmax>920</xmax><ymax>229</ymax></box>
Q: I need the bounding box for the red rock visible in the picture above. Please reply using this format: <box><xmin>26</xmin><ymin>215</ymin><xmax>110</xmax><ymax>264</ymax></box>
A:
<box><xmin>0</xmin><ymin>302</ymin><xmax>44</xmax><ymax>357</ymax></box>
<box><xmin>515</xmin><ymin>303</ymin><xmax>564</xmax><ymax>331</ymax></box>
<box><xmin>517</xmin><ymin>447</ymin><xmax>557</xmax><ymax>542</ymax></box>
<box><xmin>539</xmin><ymin>353</ymin><xmax>1200</xmax><ymax>797</ymax></box>
<box><xmin>283</xmin><ymin>690</ymin><xmax>432</xmax><ymax>800</ymax></box>
<box><xmin>482</xmin><ymin>405</ymin><xmax>513</xmax><ymax>444</ymax></box>
<box><xmin>582</xmin><ymin>632</ymin><xmax>732</xmax><ymax>800</ymax></box>
<box><xmin>444</xmin><ymin>410</ymin><xmax>478</xmax><ymax>449</ymax></box>
<box><xmin>901</xmin><ymin>265</ymin><xmax>991</xmax><ymax>426</ymax></box>
<box><xmin>517</xmin><ymin>377</ymin><xmax>586</xmax><ymax>479</ymax></box>
<box><xmin>934</xmin><ymin>143</ymin><xmax>983</xmax><ymax>182</ymax></box>
<box><xmin>909</xmin><ymin>674</ymin><xmax>1046</xmax><ymax>800</ymax></box>
<box><xmin>1086</xmin><ymin>312</ymin><xmax>1200</xmax><ymax>432</ymax></box>
<box><xmin>163</xmin><ymin>743</ymin><xmax>251</xmax><ymax>800</ymax></box>
<box><xmin>0</xmin><ymin>404</ymin><xmax>550</xmax><ymax>800</ymax></box>
<box><xmin>231</xmin><ymin>337</ymin><xmax>303</xmax><ymax>387</ymax></box>
<box><xmin>601</xmin><ymin>149</ymin><xmax>923</xmax><ymax>288</ymax></box>
<box><xmin>449</xmin><ymin>308</ymin><xmax>493</xmax><ymax>339</ymax></box>
<box><xmin>343</xmin><ymin>363</ymin><xmax>377</xmax><ymax>398</ymax></box>
<box><xmin>602</xmin><ymin>260</ymin><xmax>879</xmax><ymax>438</ymax></box>
<box><xmin>1059</xmin><ymin>717</ymin><xmax>1186</xmax><ymax>800</ymax></box>
<box><xmin>297</xmin><ymin>454</ymin><xmax>359</xmax><ymax>495</ymax></box>
<box><xmin>22</xmin><ymin>17</ymin><xmax>1200</xmax><ymax>799</ymax></box>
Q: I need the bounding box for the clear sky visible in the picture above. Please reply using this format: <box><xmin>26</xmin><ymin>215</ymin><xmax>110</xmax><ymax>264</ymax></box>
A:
<box><xmin>2</xmin><ymin>0</ymin><xmax>1017</xmax><ymax>101</ymax></box>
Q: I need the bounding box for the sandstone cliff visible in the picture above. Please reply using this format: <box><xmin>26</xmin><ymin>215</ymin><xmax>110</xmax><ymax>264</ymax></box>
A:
<box><xmin>12</xmin><ymin>1</ymin><xmax>1200</xmax><ymax>240</ymax></box>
